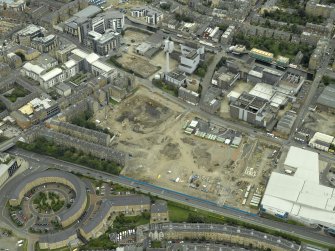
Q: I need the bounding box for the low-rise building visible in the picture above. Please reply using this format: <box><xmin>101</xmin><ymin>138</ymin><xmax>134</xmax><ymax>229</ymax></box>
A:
<box><xmin>79</xmin><ymin>200</ymin><xmax>113</xmax><ymax>240</ymax></box>
<box><xmin>221</xmin><ymin>26</ymin><xmax>235</xmax><ymax>45</ymax></box>
<box><xmin>15</xmin><ymin>97</ymin><xmax>60</xmax><ymax>127</ymax></box>
<box><xmin>33</xmin><ymin>54</ymin><xmax>58</xmax><ymax>70</ymax></box>
<box><xmin>56</xmin><ymin>43</ymin><xmax>77</xmax><ymax>63</ymax></box>
<box><xmin>13</xmin><ymin>24</ymin><xmax>43</xmax><ymax>46</ymax></box>
<box><xmin>56</xmin><ymin>83</ymin><xmax>72</xmax><ymax>97</ymax></box>
<box><xmin>0</xmin><ymin>63</ymin><xmax>10</xmax><ymax>78</ymax></box>
<box><xmin>178</xmin><ymin>86</ymin><xmax>200</xmax><ymax>105</ymax></box>
<box><xmin>164</xmin><ymin>70</ymin><xmax>186</xmax><ymax>88</ymax></box>
<box><xmin>48</xmin><ymin>119</ymin><xmax>111</xmax><ymax>146</ymax></box>
<box><xmin>6</xmin><ymin>53</ymin><xmax>22</xmax><ymax>69</ymax></box>
<box><xmin>110</xmin><ymin>195</ymin><xmax>151</xmax><ymax>214</ymax></box>
<box><xmin>70</xmin><ymin>48</ymin><xmax>118</xmax><ymax>79</ymax></box>
<box><xmin>200</xmin><ymin>87</ymin><xmax>221</xmax><ymax>114</ymax></box>
<box><xmin>31</xmin><ymin>35</ymin><xmax>57</xmax><ymax>53</ymax></box>
<box><xmin>306</xmin><ymin>0</ymin><xmax>334</xmax><ymax>18</ymax></box>
<box><xmin>150</xmin><ymin>200</ymin><xmax>169</xmax><ymax>223</ymax></box>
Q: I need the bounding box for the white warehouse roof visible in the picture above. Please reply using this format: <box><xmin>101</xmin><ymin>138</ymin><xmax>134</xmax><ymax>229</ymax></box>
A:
<box><xmin>310</xmin><ymin>132</ymin><xmax>334</xmax><ymax>145</ymax></box>
<box><xmin>284</xmin><ymin>146</ymin><xmax>319</xmax><ymax>183</ymax></box>
<box><xmin>262</xmin><ymin>147</ymin><xmax>335</xmax><ymax>229</ymax></box>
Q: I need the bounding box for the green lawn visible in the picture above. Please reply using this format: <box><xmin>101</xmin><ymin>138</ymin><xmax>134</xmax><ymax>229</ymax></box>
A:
<box><xmin>168</xmin><ymin>203</ymin><xmax>190</xmax><ymax>222</ymax></box>
<box><xmin>16</xmin><ymin>137</ymin><xmax>122</xmax><ymax>175</ymax></box>
<box><xmin>167</xmin><ymin>201</ymin><xmax>226</xmax><ymax>224</ymax></box>
<box><xmin>80</xmin><ymin>233</ymin><xmax>117</xmax><ymax>250</ymax></box>
<box><xmin>0</xmin><ymin>100</ymin><xmax>6</xmax><ymax>112</ymax></box>
<box><xmin>4</xmin><ymin>85</ymin><xmax>30</xmax><ymax>103</ymax></box>
<box><xmin>35</xmin><ymin>243</ymin><xmax>70</xmax><ymax>251</ymax></box>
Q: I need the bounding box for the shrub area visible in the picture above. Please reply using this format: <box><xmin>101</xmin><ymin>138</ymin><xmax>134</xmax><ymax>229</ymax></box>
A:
<box><xmin>17</xmin><ymin>137</ymin><xmax>121</xmax><ymax>175</ymax></box>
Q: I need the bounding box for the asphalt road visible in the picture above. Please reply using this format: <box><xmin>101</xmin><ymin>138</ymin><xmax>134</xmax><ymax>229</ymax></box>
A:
<box><xmin>7</xmin><ymin>148</ymin><xmax>335</xmax><ymax>247</ymax></box>
<box><xmin>289</xmin><ymin>42</ymin><xmax>335</xmax><ymax>140</ymax></box>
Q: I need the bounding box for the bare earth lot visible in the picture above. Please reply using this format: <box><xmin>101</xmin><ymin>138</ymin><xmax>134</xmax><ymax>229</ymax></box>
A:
<box><xmin>94</xmin><ymin>88</ymin><xmax>277</xmax><ymax>210</ymax></box>
<box><xmin>116</xmin><ymin>54</ymin><xmax>159</xmax><ymax>78</ymax></box>
<box><xmin>120</xmin><ymin>29</ymin><xmax>178</xmax><ymax>78</ymax></box>
<box><xmin>304</xmin><ymin>111</ymin><xmax>335</xmax><ymax>136</ymax></box>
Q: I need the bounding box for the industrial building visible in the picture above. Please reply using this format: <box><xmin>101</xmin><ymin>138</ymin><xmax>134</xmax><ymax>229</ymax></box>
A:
<box><xmin>316</xmin><ymin>85</ymin><xmax>335</xmax><ymax>113</ymax></box>
<box><xmin>309</xmin><ymin>132</ymin><xmax>335</xmax><ymax>152</ymax></box>
<box><xmin>202</xmin><ymin>26</ymin><xmax>223</xmax><ymax>43</ymax></box>
<box><xmin>230</xmin><ymin>92</ymin><xmax>275</xmax><ymax>128</ymax></box>
<box><xmin>261</xmin><ymin>147</ymin><xmax>335</xmax><ymax>232</ymax></box>
<box><xmin>248</xmin><ymin>83</ymin><xmax>288</xmax><ymax>108</ymax></box>
<box><xmin>276</xmin><ymin>111</ymin><xmax>297</xmax><ymax>135</ymax></box>
<box><xmin>247</xmin><ymin>67</ymin><xmax>283</xmax><ymax>85</ymax></box>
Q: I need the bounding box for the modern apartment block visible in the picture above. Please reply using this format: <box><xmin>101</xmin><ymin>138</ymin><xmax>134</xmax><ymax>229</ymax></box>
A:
<box><xmin>87</xmin><ymin>30</ymin><xmax>121</xmax><ymax>56</ymax></box>
<box><xmin>130</xmin><ymin>6</ymin><xmax>163</xmax><ymax>25</ymax></box>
